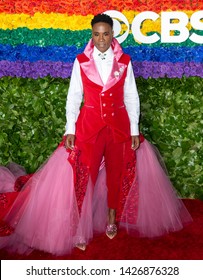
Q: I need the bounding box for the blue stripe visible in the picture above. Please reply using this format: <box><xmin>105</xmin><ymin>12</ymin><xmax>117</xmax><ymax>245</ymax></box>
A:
<box><xmin>125</xmin><ymin>46</ymin><xmax>203</xmax><ymax>63</ymax></box>
<box><xmin>0</xmin><ymin>44</ymin><xmax>203</xmax><ymax>63</ymax></box>
<box><xmin>0</xmin><ymin>44</ymin><xmax>84</xmax><ymax>63</ymax></box>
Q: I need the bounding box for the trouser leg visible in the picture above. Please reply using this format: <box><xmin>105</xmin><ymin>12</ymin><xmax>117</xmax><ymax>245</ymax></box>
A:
<box><xmin>89</xmin><ymin>127</ymin><xmax>106</xmax><ymax>186</ymax></box>
<box><xmin>104</xmin><ymin>127</ymin><xmax>124</xmax><ymax>210</ymax></box>
<box><xmin>89</xmin><ymin>126</ymin><xmax>125</xmax><ymax>210</ymax></box>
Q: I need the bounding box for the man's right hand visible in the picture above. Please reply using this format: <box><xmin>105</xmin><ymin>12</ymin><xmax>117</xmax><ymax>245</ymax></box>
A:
<box><xmin>65</xmin><ymin>134</ymin><xmax>75</xmax><ymax>150</ymax></box>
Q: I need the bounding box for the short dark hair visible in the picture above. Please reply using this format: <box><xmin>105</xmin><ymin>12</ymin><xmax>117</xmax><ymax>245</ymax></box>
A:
<box><xmin>91</xmin><ymin>13</ymin><xmax>113</xmax><ymax>28</ymax></box>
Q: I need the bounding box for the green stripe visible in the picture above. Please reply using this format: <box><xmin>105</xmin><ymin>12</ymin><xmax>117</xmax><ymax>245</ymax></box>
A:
<box><xmin>0</xmin><ymin>28</ymin><xmax>91</xmax><ymax>47</ymax></box>
<box><xmin>0</xmin><ymin>27</ymin><xmax>201</xmax><ymax>47</ymax></box>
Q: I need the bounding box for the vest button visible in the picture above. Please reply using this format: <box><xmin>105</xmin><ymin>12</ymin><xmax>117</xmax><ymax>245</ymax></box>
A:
<box><xmin>103</xmin><ymin>103</ymin><xmax>106</xmax><ymax>107</ymax></box>
<box><xmin>109</xmin><ymin>93</ymin><xmax>113</xmax><ymax>96</ymax></box>
<box><xmin>111</xmin><ymin>112</ymin><xmax>115</xmax><ymax>116</ymax></box>
<box><xmin>103</xmin><ymin>114</ymin><xmax>107</xmax><ymax>117</ymax></box>
<box><xmin>101</xmin><ymin>93</ymin><xmax>105</xmax><ymax>96</ymax></box>
<box><xmin>111</xmin><ymin>103</ymin><xmax>114</xmax><ymax>107</ymax></box>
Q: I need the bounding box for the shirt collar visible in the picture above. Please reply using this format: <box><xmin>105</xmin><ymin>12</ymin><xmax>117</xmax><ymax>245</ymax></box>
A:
<box><xmin>93</xmin><ymin>46</ymin><xmax>114</xmax><ymax>61</ymax></box>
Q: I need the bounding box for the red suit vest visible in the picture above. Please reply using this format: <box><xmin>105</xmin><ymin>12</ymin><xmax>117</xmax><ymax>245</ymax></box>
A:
<box><xmin>75</xmin><ymin>52</ymin><xmax>131</xmax><ymax>143</ymax></box>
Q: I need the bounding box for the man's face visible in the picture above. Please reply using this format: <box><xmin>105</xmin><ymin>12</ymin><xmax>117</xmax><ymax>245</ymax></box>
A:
<box><xmin>92</xmin><ymin>22</ymin><xmax>114</xmax><ymax>53</ymax></box>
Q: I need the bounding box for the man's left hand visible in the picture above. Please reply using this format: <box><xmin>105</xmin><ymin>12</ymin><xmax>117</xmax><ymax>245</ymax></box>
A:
<box><xmin>131</xmin><ymin>135</ymin><xmax>140</xmax><ymax>150</ymax></box>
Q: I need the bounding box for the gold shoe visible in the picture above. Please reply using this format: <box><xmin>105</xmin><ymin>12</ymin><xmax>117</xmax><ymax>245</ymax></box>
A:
<box><xmin>75</xmin><ymin>243</ymin><xmax>86</xmax><ymax>251</ymax></box>
<box><xmin>106</xmin><ymin>224</ymin><xmax>117</xmax><ymax>239</ymax></box>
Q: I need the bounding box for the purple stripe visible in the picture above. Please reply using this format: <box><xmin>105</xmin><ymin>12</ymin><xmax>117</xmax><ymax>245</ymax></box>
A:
<box><xmin>0</xmin><ymin>60</ymin><xmax>203</xmax><ymax>79</ymax></box>
<box><xmin>0</xmin><ymin>60</ymin><xmax>73</xmax><ymax>79</ymax></box>
<box><xmin>132</xmin><ymin>61</ymin><xmax>203</xmax><ymax>79</ymax></box>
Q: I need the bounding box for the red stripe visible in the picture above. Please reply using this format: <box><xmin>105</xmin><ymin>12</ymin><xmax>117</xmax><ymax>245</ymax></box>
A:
<box><xmin>0</xmin><ymin>0</ymin><xmax>201</xmax><ymax>16</ymax></box>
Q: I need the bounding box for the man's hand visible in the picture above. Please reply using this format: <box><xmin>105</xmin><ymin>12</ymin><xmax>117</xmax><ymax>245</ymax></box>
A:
<box><xmin>131</xmin><ymin>135</ymin><xmax>140</xmax><ymax>150</ymax></box>
<box><xmin>65</xmin><ymin>134</ymin><xmax>75</xmax><ymax>150</ymax></box>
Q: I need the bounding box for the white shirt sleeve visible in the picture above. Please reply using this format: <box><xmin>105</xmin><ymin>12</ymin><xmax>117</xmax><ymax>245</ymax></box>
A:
<box><xmin>64</xmin><ymin>58</ymin><xmax>83</xmax><ymax>135</ymax></box>
<box><xmin>124</xmin><ymin>61</ymin><xmax>140</xmax><ymax>136</ymax></box>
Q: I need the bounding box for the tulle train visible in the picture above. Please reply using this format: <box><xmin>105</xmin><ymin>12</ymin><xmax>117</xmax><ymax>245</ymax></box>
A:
<box><xmin>0</xmin><ymin>139</ymin><xmax>192</xmax><ymax>255</ymax></box>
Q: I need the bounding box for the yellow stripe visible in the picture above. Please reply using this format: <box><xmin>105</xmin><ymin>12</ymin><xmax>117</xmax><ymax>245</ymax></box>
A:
<box><xmin>0</xmin><ymin>11</ymin><xmax>196</xmax><ymax>32</ymax></box>
<box><xmin>0</xmin><ymin>12</ymin><xmax>93</xmax><ymax>30</ymax></box>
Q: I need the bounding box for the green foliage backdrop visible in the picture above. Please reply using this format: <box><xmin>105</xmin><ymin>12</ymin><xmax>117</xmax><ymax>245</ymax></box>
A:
<box><xmin>0</xmin><ymin>77</ymin><xmax>69</xmax><ymax>172</ymax></box>
<box><xmin>0</xmin><ymin>76</ymin><xmax>202</xmax><ymax>198</ymax></box>
<box><xmin>137</xmin><ymin>77</ymin><xmax>203</xmax><ymax>199</ymax></box>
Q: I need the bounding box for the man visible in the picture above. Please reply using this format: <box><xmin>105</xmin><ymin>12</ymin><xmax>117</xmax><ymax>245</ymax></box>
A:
<box><xmin>65</xmin><ymin>13</ymin><xmax>140</xmax><ymax>248</ymax></box>
<box><xmin>0</xmin><ymin>15</ymin><xmax>192</xmax><ymax>255</ymax></box>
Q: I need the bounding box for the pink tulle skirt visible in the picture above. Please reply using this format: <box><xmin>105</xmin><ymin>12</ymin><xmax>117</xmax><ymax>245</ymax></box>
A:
<box><xmin>0</xmin><ymin>139</ymin><xmax>192</xmax><ymax>255</ymax></box>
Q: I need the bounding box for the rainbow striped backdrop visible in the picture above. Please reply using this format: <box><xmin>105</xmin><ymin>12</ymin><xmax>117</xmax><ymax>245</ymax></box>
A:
<box><xmin>0</xmin><ymin>0</ymin><xmax>203</xmax><ymax>79</ymax></box>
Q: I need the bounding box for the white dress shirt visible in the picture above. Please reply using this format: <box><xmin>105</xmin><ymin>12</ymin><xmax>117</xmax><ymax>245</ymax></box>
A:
<box><xmin>65</xmin><ymin>46</ymin><xmax>140</xmax><ymax>136</ymax></box>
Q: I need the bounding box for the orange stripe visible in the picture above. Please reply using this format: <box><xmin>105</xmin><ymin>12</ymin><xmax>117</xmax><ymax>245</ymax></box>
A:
<box><xmin>0</xmin><ymin>0</ymin><xmax>202</xmax><ymax>15</ymax></box>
